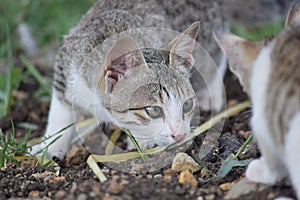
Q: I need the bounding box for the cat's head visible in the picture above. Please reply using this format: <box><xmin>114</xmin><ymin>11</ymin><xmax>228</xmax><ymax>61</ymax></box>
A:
<box><xmin>99</xmin><ymin>22</ymin><xmax>200</xmax><ymax>148</ymax></box>
<box><xmin>213</xmin><ymin>0</ymin><xmax>300</xmax><ymax>96</ymax></box>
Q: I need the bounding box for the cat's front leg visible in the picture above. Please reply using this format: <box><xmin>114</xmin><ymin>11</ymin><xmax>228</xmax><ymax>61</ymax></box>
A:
<box><xmin>31</xmin><ymin>91</ymin><xmax>76</xmax><ymax>159</ymax></box>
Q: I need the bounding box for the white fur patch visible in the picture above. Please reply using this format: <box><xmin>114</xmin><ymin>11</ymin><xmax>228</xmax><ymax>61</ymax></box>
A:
<box><xmin>251</xmin><ymin>41</ymin><xmax>275</xmax><ymax>148</ymax></box>
<box><xmin>246</xmin><ymin>41</ymin><xmax>290</xmax><ymax>184</ymax></box>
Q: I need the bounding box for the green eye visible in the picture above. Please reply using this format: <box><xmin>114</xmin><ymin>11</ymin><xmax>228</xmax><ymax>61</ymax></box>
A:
<box><xmin>145</xmin><ymin>106</ymin><xmax>163</xmax><ymax>119</ymax></box>
<box><xmin>182</xmin><ymin>98</ymin><xmax>193</xmax><ymax>114</ymax></box>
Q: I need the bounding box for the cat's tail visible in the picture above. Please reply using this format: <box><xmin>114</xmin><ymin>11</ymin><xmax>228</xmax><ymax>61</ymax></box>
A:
<box><xmin>285</xmin><ymin>112</ymin><xmax>300</xmax><ymax>199</ymax></box>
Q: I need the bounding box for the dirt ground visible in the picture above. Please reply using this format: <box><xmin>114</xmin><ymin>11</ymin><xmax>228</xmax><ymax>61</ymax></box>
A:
<box><xmin>0</xmin><ymin>65</ymin><xmax>296</xmax><ymax>199</ymax></box>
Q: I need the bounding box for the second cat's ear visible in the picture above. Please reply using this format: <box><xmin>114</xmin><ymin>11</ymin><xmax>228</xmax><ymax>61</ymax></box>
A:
<box><xmin>167</xmin><ymin>22</ymin><xmax>200</xmax><ymax>76</ymax></box>
<box><xmin>286</xmin><ymin>0</ymin><xmax>300</xmax><ymax>28</ymax></box>
<box><xmin>104</xmin><ymin>36</ymin><xmax>146</xmax><ymax>93</ymax></box>
<box><xmin>213</xmin><ymin>28</ymin><xmax>264</xmax><ymax>95</ymax></box>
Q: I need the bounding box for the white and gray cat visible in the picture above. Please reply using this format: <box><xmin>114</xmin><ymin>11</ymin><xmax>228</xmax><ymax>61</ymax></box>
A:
<box><xmin>214</xmin><ymin>1</ymin><xmax>300</xmax><ymax>199</ymax></box>
<box><xmin>32</xmin><ymin>0</ymin><xmax>228</xmax><ymax>159</ymax></box>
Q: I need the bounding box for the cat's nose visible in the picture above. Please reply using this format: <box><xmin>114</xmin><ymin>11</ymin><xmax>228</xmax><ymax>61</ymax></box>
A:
<box><xmin>172</xmin><ymin>133</ymin><xmax>187</xmax><ymax>141</ymax></box>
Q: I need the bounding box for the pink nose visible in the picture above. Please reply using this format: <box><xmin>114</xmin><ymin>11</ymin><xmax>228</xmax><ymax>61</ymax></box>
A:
<box><xmin>172</xmin><ymin>133</ymin><xmax>187</xmax><ymax>141</ymax></box>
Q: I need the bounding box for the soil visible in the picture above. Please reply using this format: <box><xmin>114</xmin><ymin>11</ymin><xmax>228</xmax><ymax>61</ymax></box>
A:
<box><xmin>0</xmin><ymin>62</ymin><xmax>296</xmax><ymax>199</ymax></box>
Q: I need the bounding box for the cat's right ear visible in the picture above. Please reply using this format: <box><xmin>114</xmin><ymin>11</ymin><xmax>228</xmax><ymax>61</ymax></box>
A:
<box><xmin>167</xmin><ymin>22</ymin><xmax>200</xmax><ymax>76</ymax></box>
<box><xmin>213</xmin><ymin>28</ymin><xmax>264</xmax><ymax>95</ymax></box>
<box><xmin>103</xmin><ymin>36</ymin><xmax>146</xmax><ymax>93</ymax></box>
<box><xmin>286</xmin><ymin>0</ymin><xmax>300</xmax><ymax>28</ymax></box>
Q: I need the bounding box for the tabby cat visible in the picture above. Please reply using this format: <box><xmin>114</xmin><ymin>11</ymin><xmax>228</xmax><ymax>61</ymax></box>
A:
<box><xmin>32</xmin><ymin>0</ymin><xmax>227</xmax><ymax>159</ymax></box>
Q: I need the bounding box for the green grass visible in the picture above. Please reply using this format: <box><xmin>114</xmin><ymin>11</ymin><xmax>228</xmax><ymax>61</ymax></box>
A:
<box><xmin>0</xmin><ymin>0</ymin><xmax>95</xmax><ymax>119</ymax></box>
<box><xmin>0</xmin><ymin>0</ymin><xmax>95</xmax><ymax>166</ymax></box>
<box><xmin>0</xmin><ymin>25</ymin><xmax>22</xmax><ymax>118</ymax></box>
<box><xmin>231</xmin><ymin>20</ymin><xmax>285</xmax><ymax>41</ymax></box>
<box><xmin>0</xmin><ymin>121</ymin><xmax>31</xmax><ymax>167</ymax></box>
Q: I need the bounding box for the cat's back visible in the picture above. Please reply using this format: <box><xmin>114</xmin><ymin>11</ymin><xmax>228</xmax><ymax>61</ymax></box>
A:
<box><xmin>60</xmin><ymin>0</ymin><xmax>227</xmax><ymax>65</ymax></box>
<box><xmin>266</xmin><ymin>28</ymin><xmax>300</xmax><ymax>144</ymax></box>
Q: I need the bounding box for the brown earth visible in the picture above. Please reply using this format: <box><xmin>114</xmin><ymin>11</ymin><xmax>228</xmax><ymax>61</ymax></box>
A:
<box><xmin>0</xmin><ymin>63</ymin><xmax>296</xmax><ymax>200</ymax></box>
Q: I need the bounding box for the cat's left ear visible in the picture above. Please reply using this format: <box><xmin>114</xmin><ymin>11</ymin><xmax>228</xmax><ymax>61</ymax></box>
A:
<box><xmin>168</xmin><ymin>22</ymin><xmax>200</xmax><ymax>75</ymax></box>
<box><xmin>213</xmin><ymin>28</ymin><xmax>264</xmax><ymax>95</ymax></box>
<box><xmin>286</xmin><ymin>0</ymin><xmax>300</xmax><ymax>28</ymax></box>
<box><xmin>103</xmin><ymin>36</ymin><xmax>146</xmax><ymax>93</ymax></box>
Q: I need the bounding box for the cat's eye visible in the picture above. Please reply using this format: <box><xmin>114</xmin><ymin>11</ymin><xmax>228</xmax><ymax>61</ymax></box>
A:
<box><xmin>145</xmin><ymin>106</ymin><xmax>163</xmax><ymax>119</ymax></box>
<box><xmin>182</xmin><ymin>98</ymin><xmax>193</xmax><ymax>114</ymax></box>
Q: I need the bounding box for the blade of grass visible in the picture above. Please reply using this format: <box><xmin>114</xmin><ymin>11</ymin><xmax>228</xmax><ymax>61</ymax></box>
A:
<box><xmin>105</xmin><ymin>128</ymin><xmax>121</xmax><ymax>155</ymax></box>
<box><xmin>31</xmin><ymin>135</ymin><xmax>62</xmax><ymax>157</ymax></box>
<box><xmin>30</xmin><ymin>123</ymin><xmax>74</xmax><ymax>157</ymax></box>
<box><xmin>87</xmin><ymin>155</ymin><xmax>107</xmax><ymax>182</ymax></box>
<box><xmin>0</xmin><ymin>130</ymin><xmax>8</xmax><ymax>167</ymax></box>
<box><xmin>123</xmin><ymin>128</ymin><xmax>149</xmax><ymax>162</ymax></box>
<box><xmin>90</xmin><ymin>146</ymin><xmax>164</xmax><ymax>163</ymax></box>
<box><xmin>40</xmin><ymin>146</ymin><xmax>49</xmax><ymax>165</ymax></box>
<box><xmin>189</xmin><ymin>101</ymin><xmax>251</xmax><ymax>140</ymax></box>
<box><xmin>19</xmin><ymin>54</ymin><xmax>48</xmax><ymax>89</ymax></box>
<box><xmin>16</xmin><ymin>130</ymin><xmax>31</xmax><ymax>153</ymax></box>
<box><xmin>3</xmin><ymin>23</ymin><xmax>14</xmax><ymax>117</ymax></box>
<box><xmin>192</xmin><ymin>154</ymin><xmax>210</xmax><ymax>173</ymax></box>
<box><xmin>233</xmin><ymin>134</ymin><xmax>253</xmax><ymax>159</ymax></box>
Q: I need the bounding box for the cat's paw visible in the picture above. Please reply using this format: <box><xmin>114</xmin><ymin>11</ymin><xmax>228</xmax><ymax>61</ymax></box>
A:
<box><xmin>246</xmin><ymin>157</ymin><xmax>277</xmax><ymax>184</ymax></box>
<box><xmin>30</xmin><ymin>143</ymin><xmax>46</xmax><ymax>157</ymax></box>
<box><xmin>30</xmin><ymin>141</ymin><xmax>69</xmax><ymax>160</ymax></box>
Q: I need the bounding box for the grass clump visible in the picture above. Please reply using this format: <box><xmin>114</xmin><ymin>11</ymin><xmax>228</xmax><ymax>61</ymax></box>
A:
<box><xmin>0</xmin><ymin>122</ymin><xmax>31</xmax><ymax>168</ymax></box>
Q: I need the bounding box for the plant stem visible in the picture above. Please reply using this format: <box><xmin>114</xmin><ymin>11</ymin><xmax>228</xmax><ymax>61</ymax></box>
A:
<box><xmin>233</xmin><ymin>134</ymin><xmax>253</xmax><ymax>160</ymax></box>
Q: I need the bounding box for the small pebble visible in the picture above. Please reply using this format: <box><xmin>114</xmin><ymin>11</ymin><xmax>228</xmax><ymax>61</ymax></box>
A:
<box><xmin>66</xmin><ymin>146</ymin><xmax>89</xmax><ymax>166</ymax></box>
<box><xmin>107</xmin><ymin>180</ymin><xmax>124</xmax><ymax>195</ymax></box>
<box><xmin>154</xmin><ymin>174</ymin><xmax>162</xmax><ymax>179</ymax></box>
<box><xmin>89</xmin><ymin>191</ymin><xmax>96</xmax><ymax>198</ymax></box>
<box><xmin>172</xmin><ymin>152</ymin><xmax>201</xmax><ymax>173</ymax></box>
<box><xmin>219</xmin><ymin>182</ymin><xmax>234</xmax><ymax>191</ymax></box>
<box><xmin>55</xmin><ymin>190</ymin><xmax>67</xmax><ymax>199</ymax></box>
<box><xmin>205</xmin><ymin>194</ymin><xmax>215</xmax><ymax>200</ymax></box>
<box><xmin>178</xmin><ymin>170</ymin><xmax>198</xmax><ymax>187</ymax></box>
<box><xmin>28</xmin><ymin>190</ymin><xmax>39</xmax><ymax>197</ymax></box>
<box><xmin>146</xmin><ymin>174</ymin><xmax>153</xmax><ymax>179</ymax></box>
<box><xmin>77</xmin><ymin>193</ymin><xmax>88</xmax><ymax>200</ymax></box>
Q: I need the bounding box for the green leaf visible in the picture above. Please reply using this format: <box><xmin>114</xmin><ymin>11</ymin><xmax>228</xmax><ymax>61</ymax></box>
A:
<box><xmin>218</xmin><ymin>157</ymin><xmax>252</xmax><ymax>178</ymax></box>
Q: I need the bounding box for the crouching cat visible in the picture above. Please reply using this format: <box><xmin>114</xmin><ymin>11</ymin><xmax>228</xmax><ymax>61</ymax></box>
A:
<box><xmin>32</xmin><ymin>0</ymin><xmax>229</xmax><ymax>160</ymax></box>
<box><xmin>214</xmin><ymin>1</ymin><xmax>300</xmax><ymax>199</ymax></box>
